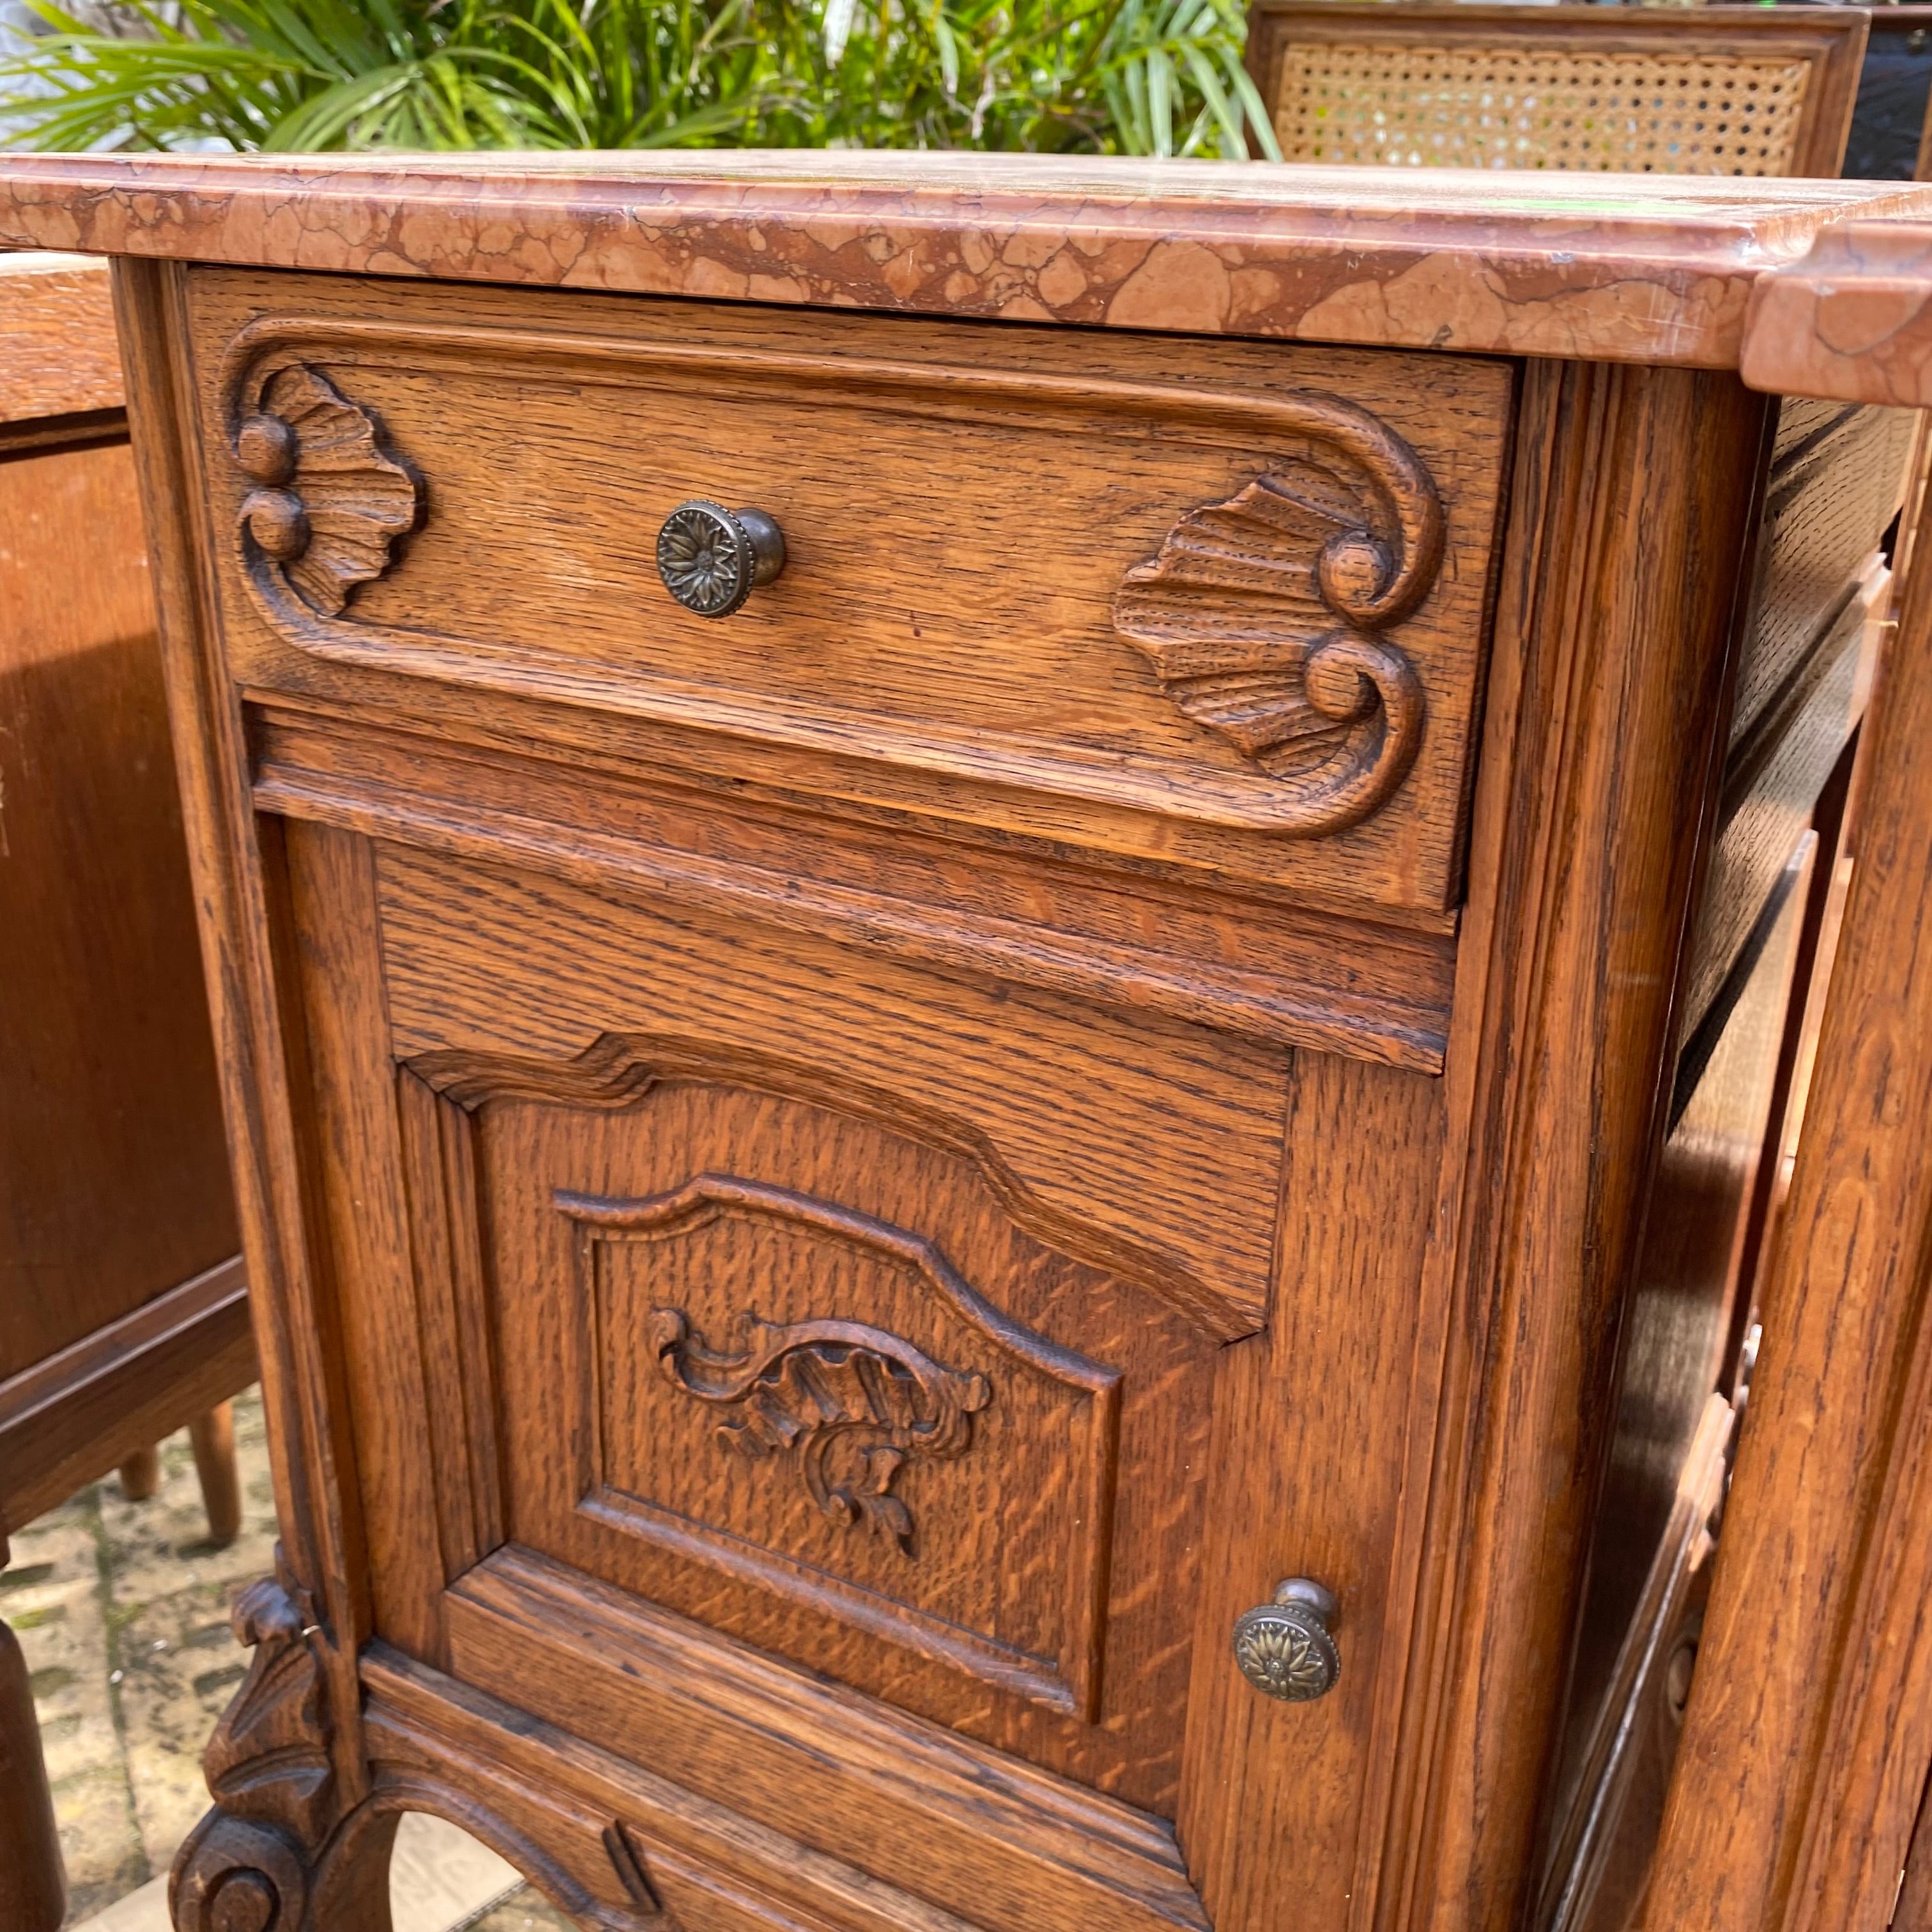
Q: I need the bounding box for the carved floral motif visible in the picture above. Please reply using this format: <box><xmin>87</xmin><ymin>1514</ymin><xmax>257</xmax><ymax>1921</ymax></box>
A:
<box><xmin>652</xmin><ymin>1307</ymin><xmax>992</xmax><ymax>1556</ymax></box>
<box><xmin>1112</xmin><ymin>392</ymin><xmax>1443</xmax><ymax>834</ymax></box>
<box><xmin>236</xmin><ymin>362</ymin><xmax>422</xmax><ymax>617</ymax></box>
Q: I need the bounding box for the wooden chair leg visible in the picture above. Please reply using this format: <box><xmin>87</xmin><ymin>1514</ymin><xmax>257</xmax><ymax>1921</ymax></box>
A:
<box><xmin>188</xmin><ymin>1403</ymin><xmax>241</xmax><ymax>1547</ymax></box>
<box><xmin>118</xmin><ymin>1445</ymin><xmax>160</xmax><ymax>1501</ymax></box>
<box><xmin>0</xmin><ymin>1545</ymin><xmax>67</xmax><ymax>1932</ymax></box>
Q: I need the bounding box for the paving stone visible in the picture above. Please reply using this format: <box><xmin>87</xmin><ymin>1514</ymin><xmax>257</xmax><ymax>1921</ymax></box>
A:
<box><xmin>463</xmin><ymin>1889</ymin><xmax>584</xmax><ymax>1932</ymax></box>
<box><xmin>95</xmin><ymin>1397</ymin><xmax>280</xmax><ymax>1880</ymax></box>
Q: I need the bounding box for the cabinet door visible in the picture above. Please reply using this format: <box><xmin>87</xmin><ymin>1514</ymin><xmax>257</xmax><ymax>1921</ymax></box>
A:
<box><xmin>280</xmin><ymin>816</ymin><xmax>1442</xmax><ymax>1932</ymax></box>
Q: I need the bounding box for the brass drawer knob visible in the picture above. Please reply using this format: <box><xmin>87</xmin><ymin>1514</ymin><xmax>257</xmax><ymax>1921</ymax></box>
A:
<box><xmin>657</xmin><ymin>500</ymin><xmax>786</xmax><ymax>618</ymax></box>
<box><xmin>1233</xmin><ymin>1579</ymin><xmax>1340</xmax><ymax>1702</ymax></box>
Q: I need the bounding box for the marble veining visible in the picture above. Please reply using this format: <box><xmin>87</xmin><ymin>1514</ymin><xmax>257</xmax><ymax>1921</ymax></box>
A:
<box><xmin>3</xmin><ymin>151</ymin><xmax>1932</xmax><ymax>371</ymax></box>
<box><xmin>1742</xmin><ymin>220</ymin><xmax>1932</xmax><ymax>406</ymax></box>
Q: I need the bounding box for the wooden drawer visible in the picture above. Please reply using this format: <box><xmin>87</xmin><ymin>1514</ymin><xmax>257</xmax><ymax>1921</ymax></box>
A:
<box><xmin>183</xmin><ymin>270</ymin><xmax>1514</xmax><ymax>914</ymax></box>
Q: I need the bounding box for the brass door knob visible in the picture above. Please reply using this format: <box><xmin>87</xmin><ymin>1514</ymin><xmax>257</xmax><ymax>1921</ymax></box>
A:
<box><xmin>657</xmin><ymin>500</ymin><xmax>786</xmax><ymax>617</ymax></box>
<box><xmin>1232</xmin><ymin>1579</ymin><xmax>1340</xmax><ymax>1702</ymax></box>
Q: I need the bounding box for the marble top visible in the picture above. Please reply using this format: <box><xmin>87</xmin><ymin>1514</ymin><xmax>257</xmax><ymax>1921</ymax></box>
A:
<box><xmin>3</xmin><ymin>150</ymin><xmax>1932</xmax><ymax>381</ymax></box>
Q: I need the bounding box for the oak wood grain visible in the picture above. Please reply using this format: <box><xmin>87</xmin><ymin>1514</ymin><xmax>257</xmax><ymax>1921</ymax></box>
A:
<box><xmin>185</xmin><ymin>268</ymin><xmax>1514</xmax><ymax>915</ymax></box>
<box><xmin>1373</xmin><ymin>359</ymin><xmax>1770</xmax><ymax>1932</ymax></box>
<box><xmin>1643</xmin><ymin>427</ymin><xmax>1932</xmax><ymax>1932</ymax></box>
<box><xmin>112</xmin><ymin>255</ymin><xmax>377</xmax><ymax>1805</ymax></box>
<box><xmin>370</xmin><ymin>839</ymin><xmax>1289</xmax><ymax>1338</ymax></box>
<box><xmin>249</xmin><ymin>702</ymin><xmax>1459</xmax><ymax>1070</ymax></box>
<box><xmin>443</xmin><ymin>1548</ymin><xmax>1208</xmax><ymax>1932</ymax></box>
<box><xmin>1179</xmin><ymin>1050</ymin><xmax>1444</xmax><ymax>1932</ymax></box>
<box><xmin>0</xmin><ymin>252</ymin><xmax>122</xmax><ymax>425</ymax></box>
<box><xmin>1682</xmin><ymin>569</ymin><xmax>1882</xmax><ymax>1044</ymax></box>
<box><xmin>1730</xmin><ymin>401</ymin><xmax>1912</xmax><ymax>755</ymax></box>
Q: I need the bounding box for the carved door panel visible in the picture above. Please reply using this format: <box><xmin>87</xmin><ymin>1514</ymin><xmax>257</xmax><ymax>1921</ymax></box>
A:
<box><xmin>404</xmin><ymin>1064</ymin><xmax>1218</xmax><ymax>1809</ymax></box>
<box><xmin>279</xmin><ymin>816</ymin><xmax>1443</xmax><ymax>1932</ymax></box>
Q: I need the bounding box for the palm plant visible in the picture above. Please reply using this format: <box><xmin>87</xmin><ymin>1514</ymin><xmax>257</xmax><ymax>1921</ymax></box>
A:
<box><xmin>0</xmin><ymin>0</ymin><xmax>1280</xmax><ymax>157</ymax></box>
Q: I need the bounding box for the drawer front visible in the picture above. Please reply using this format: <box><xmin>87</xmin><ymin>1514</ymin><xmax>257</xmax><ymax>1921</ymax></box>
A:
<box><xmin>187</xmin><ymin>270</ymin><xmax>1513</xmax><ymax>912</ymax></box>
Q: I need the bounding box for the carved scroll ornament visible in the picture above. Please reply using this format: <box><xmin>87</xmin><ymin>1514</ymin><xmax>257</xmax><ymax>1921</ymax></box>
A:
<box><xmin>235</xmin><ymin>362</ymin><xmax>423</xmax><ymax>617</ymax></box>
<box><xmin>1112</xmin><ymin>392</ymin><xmax>1444</xmax><ymax>834</ymax></box>
<box><xmin>652</xmin><ymin>1308</ymin><xmax>992</xmax><ymax>1556</ymax></box>
<box><xmin>170</xmin><ymin>1558</ymin><xmax>335</xmax><ymax>1932</ymax></box>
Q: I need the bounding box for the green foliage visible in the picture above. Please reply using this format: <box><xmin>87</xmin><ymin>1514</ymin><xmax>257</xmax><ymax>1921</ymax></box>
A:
<box><xmin>0</xmin><ymin>0</ymin><xmax>1280</xmax><ymax>158</ymax></box>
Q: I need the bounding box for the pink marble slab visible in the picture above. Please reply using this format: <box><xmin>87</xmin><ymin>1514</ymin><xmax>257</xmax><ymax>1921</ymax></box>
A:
<box><xmin>3</xmin><ymin>150</ymin><xmax>1932</xmax><ymax>371</ymax></box>
<box><xmin>1743</xmin><ymin>220</ymin><xmax>1932</xmax><ymax>406</ymax></box>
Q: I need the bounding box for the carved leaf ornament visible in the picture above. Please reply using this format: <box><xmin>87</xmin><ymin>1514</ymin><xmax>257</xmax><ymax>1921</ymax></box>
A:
<box><xmin>235</xmin><ymin>362</ymin><xmax>423</xmax><ymax>617</ymax></box>
<box><xmin>1112</xmin><ymin>392</ymin><xmax>1445</xmax><ymax>833</ymax></box>
<box><xmin>653</xmin><ymin>1308</ymin><xmax>992</xmax><ymax>1556</ymax></box>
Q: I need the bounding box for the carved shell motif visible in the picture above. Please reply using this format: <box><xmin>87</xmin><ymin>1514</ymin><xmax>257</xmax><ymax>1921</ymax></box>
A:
<box><xmin>1112</xmin><ymin>394</ymin><xmax>1445</xmax><ymax>835</ymax></box>
<box><xmin>653</xmin><ymin>1308</ymin><xmax>992</xmax><ymax>1557</ymax></box>
<box><xmin>235</xmin><ymin>363</ymin><xmax>422</xmax><ymax>617</ymax></box>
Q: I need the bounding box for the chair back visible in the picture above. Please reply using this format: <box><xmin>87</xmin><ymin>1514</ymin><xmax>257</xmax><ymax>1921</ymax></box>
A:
<box><xmin>1245</xmin><ymin>3</ymin><xmax>1869</xmax><ymax>176</ymax></box>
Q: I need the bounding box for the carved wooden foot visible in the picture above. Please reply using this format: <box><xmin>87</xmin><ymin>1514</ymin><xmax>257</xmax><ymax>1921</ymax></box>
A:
<box><xmin>171</xmin><ymin>1557</ymin><xmax>394</xmax><ymax>1931</ymax></box>
<box><xmin>172</xmin><ymin>1804</ymin><xmax>398</xmax><ymax>1932</ymax></box>
<box><xmin>172</xmin><ymin>1812</ymin><xmax>313</xmax><ymax>1932</ymax></box>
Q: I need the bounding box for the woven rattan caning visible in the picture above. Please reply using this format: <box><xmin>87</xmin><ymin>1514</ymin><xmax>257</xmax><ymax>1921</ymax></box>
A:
<box><xmin>1245</xmin><ymin>6</ymin><xmax>1869</xmax><ymax>178</ymax></box>
<box><xmin>1274</xmin><ymin>43</ymin><xmax>1813</xmax><ymax>172</ymax></box>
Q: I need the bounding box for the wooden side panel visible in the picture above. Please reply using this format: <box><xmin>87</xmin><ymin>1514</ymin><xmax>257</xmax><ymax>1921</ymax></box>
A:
<box><xmin>1540</xmin><ymin>839</ymin><xmax>1814</xmax><ymax>1932</ymax></box>
<box><xmin>1644</xmin><ymin>456</ymin><xmax>1932</xmax><ymax>1932</ymax></box>
<box><xmin>1373</xmin><ymin>360</ymin><xmax>1772</xmax><ymax>1932</ymax></box>
<box><xmin>0</xmin><ymin>433</ymin><xmax>237</xmax><ymax>1379</ymax></box>
<box><xmin>1730</xmin><ymin>401</ymin><xmax>1912</xmax><ymax>754</ymax></box>
<box><xmin>1682</xmin><ymin>577</ymin><xmax>1880</xmax><ymax>1041</ymax></box>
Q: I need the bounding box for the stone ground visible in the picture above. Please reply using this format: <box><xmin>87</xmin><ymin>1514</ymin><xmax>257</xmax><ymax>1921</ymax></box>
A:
<box><xmin>3</xmin><ymin>1388</ymin><xmax>574</xmax><ymax>1932</ymax></box>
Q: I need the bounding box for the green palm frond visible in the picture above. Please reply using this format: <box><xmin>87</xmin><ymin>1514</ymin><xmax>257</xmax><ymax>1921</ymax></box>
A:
<box><xmin>0</xmin><ymin>0</ymin><xmax>1276</xmax><ymax>155</ymax></box>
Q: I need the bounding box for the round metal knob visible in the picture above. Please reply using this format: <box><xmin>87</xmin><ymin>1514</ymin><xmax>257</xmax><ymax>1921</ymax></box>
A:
<box><xmin>656</xmin><ymin>500</ymin><xmax>786</xmax><ymax>618</ymax></box>
<box><xmin>1232</xmin><ymin>1579</ymin><xmax>1340</xmax><ymax>1702</ymax></box>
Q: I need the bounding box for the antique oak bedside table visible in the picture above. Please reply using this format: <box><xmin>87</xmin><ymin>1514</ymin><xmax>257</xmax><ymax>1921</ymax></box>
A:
<box><xmin>1</xmin><ymin>155</ymin><xmax>1925</xmax><ymax>1932</ymax></box>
